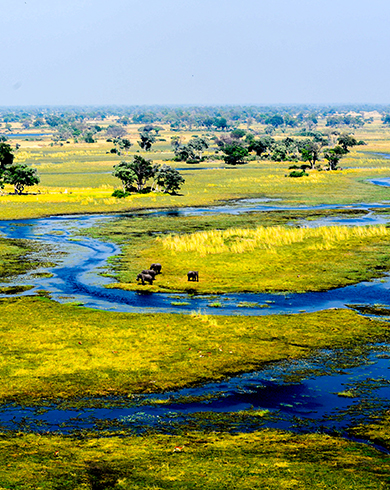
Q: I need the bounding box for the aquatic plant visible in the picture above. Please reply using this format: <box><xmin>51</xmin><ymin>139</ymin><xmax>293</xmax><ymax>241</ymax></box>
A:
<box><xmin>0</xmin><ymin>431</ymin><xmax>389</xmax><ymax>489</ymax></box>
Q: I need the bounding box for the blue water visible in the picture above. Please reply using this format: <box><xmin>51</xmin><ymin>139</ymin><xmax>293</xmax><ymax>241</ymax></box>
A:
<box><xmin>1</xmin><ymin>203</ymin><xmax>390</xmax><ymax>316</ymax></box>
<box><xmin>0</xmin><ymin>199</ymin><xmax>390</xmax><ymax>440</ymax></box>
<box><xmin>369</xmin><ymin>178</ymin><xmax>390</xmax><ymax>187</ymax></box>
<box><xmin>0</xmin><ymin>133</ymin><xmax>52</xmax><ymax>138</ymax></box>
<box><xmin>362</xmin><ymin>152</ymin><xmax>390</xmax><ymax>160</ymax></box>
<box><xmin>1</xmin><ymin>343</ymin><xmax>389</xmax><ymax>440</ymax></box>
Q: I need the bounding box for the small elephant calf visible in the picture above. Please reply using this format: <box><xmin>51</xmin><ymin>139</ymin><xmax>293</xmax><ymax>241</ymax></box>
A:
<box><xmin>142</xmin><ymin>269</ymin><xmax>157</xmax><ymax>279</ymax></box>
<box><xmin>137</xmin><ymin>273</ymin><xmax>154</xmax><ymax>285</ymax></box>
<box><xmin>187</xmin><ymin>271</ymin><xmax>199</xmax><ymax>282</ymax></box>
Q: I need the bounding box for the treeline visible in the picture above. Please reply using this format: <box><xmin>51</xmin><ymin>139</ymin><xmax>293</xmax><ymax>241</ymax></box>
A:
<box><xmin>0</xmin><ymin>105</ymin><xmax>388</xmax><ymax>136</ymax></box>
<box><xmin>175</xmin><ymin>130</ymin><xmax>365</xmax><ymax>174</ymax></box>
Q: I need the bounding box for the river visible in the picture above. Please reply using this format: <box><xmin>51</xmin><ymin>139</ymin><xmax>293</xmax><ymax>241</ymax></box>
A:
<box><xmin>0</xmin><ymin>193</ymin><xmax>390</xmax><ymax>443</ymax></box>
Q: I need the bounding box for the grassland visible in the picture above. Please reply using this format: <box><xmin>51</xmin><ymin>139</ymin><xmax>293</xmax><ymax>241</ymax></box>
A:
<box><xmin>0</xmin><ymin>430</ymin><xmax>389</xmax><ymax>489</ymax></box>
<box><xmin>87</xmin><ymin>210</ymin><xmax>390</xmax><ymax>294</ymax></box>
<box><xmin>0</xmin><ymin>296</ymin><xmax>387</xmax><ymax>402</ymax></box>
<box><xmin>1</xmin><ymin>121</ymin><xmax>390</xmax><ymax>219</ymax></box>
<box><xmin>1</xmin><ymin>117</ymin><xmax>390</xmax><ymax>488</ymax></box>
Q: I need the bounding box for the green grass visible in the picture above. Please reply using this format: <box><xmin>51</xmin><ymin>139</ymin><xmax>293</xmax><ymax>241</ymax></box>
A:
<box><xmin>1</xmin><ymin>130</ymin><xmax>390</xmax><ymax>219</ymax></box>
<box><xmin>0</xmin><ymin>296</ymin><xmax>388</xmax><ymax>402</ymax></box>
<box><xmin>350</xmin><ymin>410</ymin><xmax>390</xmax><ymax>451</ymax></box>
<box><xmin>2</xmin><ymin>125</ymin><xmax>390</xmax><ymax>487</ymax></box>
<box><xmin>88</xmin><ymin>211</ymin><xmax>390</xmax><ymax>294</ymax></box>
<box><xmin>0</xmin><ymin>238</ymin><xmax>52</xmax><ymax>280</ymax></box>
<box><xmin>0</xmin><ymin>430</ymin><xmax>389</xmax><ymax>489</ymax></box>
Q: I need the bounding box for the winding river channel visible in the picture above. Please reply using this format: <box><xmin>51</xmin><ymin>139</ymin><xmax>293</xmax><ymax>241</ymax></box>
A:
<box><xmin>1</xmin><ymin>191</ymin><xmax>390</xmax><ymax>446</ymax></box>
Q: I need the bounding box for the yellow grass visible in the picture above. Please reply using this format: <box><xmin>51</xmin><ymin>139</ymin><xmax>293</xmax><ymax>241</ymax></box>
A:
<box><xmin>159</xmin><ymin>224</ymin><xmax>389</xmax><ymax>256</ymax></box>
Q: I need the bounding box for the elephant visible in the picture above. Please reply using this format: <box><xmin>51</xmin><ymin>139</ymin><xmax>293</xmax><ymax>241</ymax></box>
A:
<box><xmin>150</xmin><ymin>263</ymin><xmax>162</xmax><ymax>274</ymax></box>
<box><xmin>137</xmin><ymin>273</ymin><xmax>154</xmax><ymax>285</ymax></box>
<box><xmin>187</xmin><ymin>271</ymin><xmax>199</xmax><ymax>282</ymax></box>
<box><xmin>141</xmin><ymin>269</ymin><xmax>157</xmax><ymax>279</ymax></box>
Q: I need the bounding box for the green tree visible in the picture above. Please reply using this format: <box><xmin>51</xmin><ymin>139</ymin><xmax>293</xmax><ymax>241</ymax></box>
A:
<box><xmin>112</xmin><ymin>161</ymin><xmax>137</xmax><ymax>192</ymax></box>
<box><xmin>0</xmin><ymin>143</ymin><xmax>14</xmax><ymax>172</ymax></box>
<box><xmin>139</xmin><ymin>124</ymin><xmax>163</xmax><ymax>135</ymax></box>
<box><xmin>214</xmin><ymin>117</ymin><xmax>228</xmax><ymax>131</ymax></box>
<box><xmin>265</xmin><ymin>114</ymin><xmax>284</xmax><ymax>128</ymax></box>
<box><xmin>337</xmin><ymin>133</ymin><xmax>358</xmax><ymax>152</ymax></box>
<box><xmin>222</xmin><ymin>143</ymin><xmax>249</xmax><ymax>165</ymax></box>
<box><xmin>382</xmin><ymin>114</ymin><xmax>390</xmax><ymax>124</ymax></box>
<box><xmin>3</xmin><ymin>163</ymin><xmax>40</xmax><ymax>194</ymax></box>
<box><xmin>248</xmin><ymin>136</ymin><xmax>274</xmax><ymax>157</ymax></box>
<box><xmin>299</xmin><ymin>141</ymin><xmax>321</xmax><ymax>169</ymax></box>
<box><xmin>174</xmin><ymin>144</ymin><xmax>195</xmax><ymax>162</ymax></box>
<box><xmin>188</xmin><ymin>137</ymin><xmax>208</xmax><ymax>160</ymax></box>
<box><xmin>271</xmin><ymin>144</ymin><xmax>287</xmax><ymax>161</ymax></box>
<box><xmin>202</xmin><ymin>117</ymin><xmax>214</xmax><ymax>129</ymax></box>
<box><xmin>84</xmin><ymin>133</ymin><xmax>95</xmax><ymax>143</ymax></box>
<box><xmin>138</xmin><ymin>132</ymin><xmax>156</xmax><ymax>151</ymax></box>
<box><xmin>323</xmin><ymin>145</ymin><xmax>347</xmax><ymax>170</ymax></box>
<box><xmin>230</xmin><ymin>129</ymin><xmax>246</xmax><ymax>139</ymax></box>
<box><xmin>156</xmin><ymin>165</ymin><xmax>185</xmax><ymax>194</ymax></box>
<box><xmin>111</xmin><ymin>137</ymin><xmax>132</xmax><ymax>155</ymax></box>
<box><xmin>113</xmin><ymin>156</ymin><xmax>156</xmax><ymax>192</ymax></box>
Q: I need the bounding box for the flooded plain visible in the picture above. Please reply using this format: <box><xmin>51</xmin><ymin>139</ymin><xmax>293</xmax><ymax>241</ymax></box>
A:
<box><xmin>0</xmin><ymin>197</ymin><xmax>390</xmax><ymax>442</ymax></box>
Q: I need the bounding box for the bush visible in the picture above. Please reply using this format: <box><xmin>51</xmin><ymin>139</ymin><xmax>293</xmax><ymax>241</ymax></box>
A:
<box><xmin>186</xmin><ymin>158</ymin><xmax>202</xmax><ymax>164</ymax></box>
<box><xmin>112</xmin><ymin>189</ymin><xmax>130</xmax><ymax>198</ymax></box>
<box><xmin>288</xmin><ymin>170</ymin><xmax>308</xmax><ymax>178</ymax></box>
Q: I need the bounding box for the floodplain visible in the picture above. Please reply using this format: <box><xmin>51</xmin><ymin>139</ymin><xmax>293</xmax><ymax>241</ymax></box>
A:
<box><xmin>1</xmin><ymin>109</ymin><xmax>390</xmax><ymax>487</ymax></box>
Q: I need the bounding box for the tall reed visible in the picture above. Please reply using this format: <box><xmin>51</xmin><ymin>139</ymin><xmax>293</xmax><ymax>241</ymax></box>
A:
<box><xmin>158</xmin><ymin>225</ymin><xmax>389</xmax><ymax>256</ymax></box>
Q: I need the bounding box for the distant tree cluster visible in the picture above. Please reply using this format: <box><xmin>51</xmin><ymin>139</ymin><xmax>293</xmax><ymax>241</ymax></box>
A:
<box><xmin>137</xmin><ymin>125</ymin><xmax>162</xmax><ymax>151</ymax></box>
<box><xmin>382</xmin><ymin>114</ymin><xmax>390</xmax><ymax>124</ymax></box>
<box><xmin>325</xmin><ymin>114</ymin><xmax>366</xmax><ymax>128</ymax></box>
<box><xmin>207</xmin><ymin>128</ymin><xmax>365</xmax><ymax>172</ymax></box>
<box><xmin>0</xmin><ymin>105</ymin><xmax>385</xmax><ymax>139</ymax></box>
<box><xmin>107</xmin><ymin>137</ymin><xmax>132</xmax><ymax>155</ymax></box>
<box><xmin>113</xmin><ymin>156</ymin><xmax>185</xmax><ymax>195</ymax></box>
<box><xmin>172</xmin><ymin>137</ymin><xmax>209</xmax><ymax>163</ymax></box>
<box><xmin>288</xmin><ymin>133</ymin><xmax>364</xmax><ymax>175</ymax></box>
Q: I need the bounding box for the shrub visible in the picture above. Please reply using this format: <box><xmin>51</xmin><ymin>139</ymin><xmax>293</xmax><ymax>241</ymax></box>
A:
<box><xmin>288</xmin><ymin>170</ymin><xmax>308</xmax><ymax>178</ymax></box>
<box><xmin>112</xmin><ymin>189</ymin><xmax>129</xmax><ymax>198</ymax></box>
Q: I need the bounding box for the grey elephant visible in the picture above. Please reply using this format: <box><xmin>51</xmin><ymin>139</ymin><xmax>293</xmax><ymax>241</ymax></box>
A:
<box><xmin>187</xmin><ymin>271</ymin><xmax>199</xmax><ymax>282</ymax></box>
<box><xmin>142</xmin><ymin>269</ymin><xmax>157</xmax><ymax>279</ymax></box>
<box><xmin>137</xmin><ymin>273</ymin><xmax>154</xmax><ymax>285</ymax></box>
<box><xmin>150</xmin><ymin>263</ymin><xmax>162</xmax><ymax>274</ymax></box>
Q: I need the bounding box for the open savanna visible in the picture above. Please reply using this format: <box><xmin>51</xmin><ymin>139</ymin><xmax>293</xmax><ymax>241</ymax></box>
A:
<box><xmin>0</xmin><ymin>128</ymin><xmax>389</xmax><ymax>219</ymax></box>
<box><xmin>0</xmin><ymin>430</ymin><xmax>389</xmax><ymax>489</ymax></box>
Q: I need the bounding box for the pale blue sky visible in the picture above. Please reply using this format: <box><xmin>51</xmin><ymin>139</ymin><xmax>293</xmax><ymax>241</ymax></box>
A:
<box><xmin>1</xmin><ymin>0</ymin><xmax>390</xmax><ymax>106</ymax></box>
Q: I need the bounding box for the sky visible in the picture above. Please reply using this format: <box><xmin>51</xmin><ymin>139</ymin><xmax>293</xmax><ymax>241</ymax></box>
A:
<box><xmin>1</xmin><ymin>0</ymin><xmax>390</xmax><ymax>106</ymax></box>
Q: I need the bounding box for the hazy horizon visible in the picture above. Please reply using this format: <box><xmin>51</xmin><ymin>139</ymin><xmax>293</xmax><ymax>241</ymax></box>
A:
<box><xmin>3</xmin><ymin>0</ymin><xmax>390</xmax><ymax>106</ymax></box>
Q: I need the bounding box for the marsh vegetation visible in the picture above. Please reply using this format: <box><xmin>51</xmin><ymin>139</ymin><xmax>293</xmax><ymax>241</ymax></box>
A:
<box><xmin>1</xmin><ymin>105</ymin><xmax>390</xmax><ymax>487</ymax></box>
